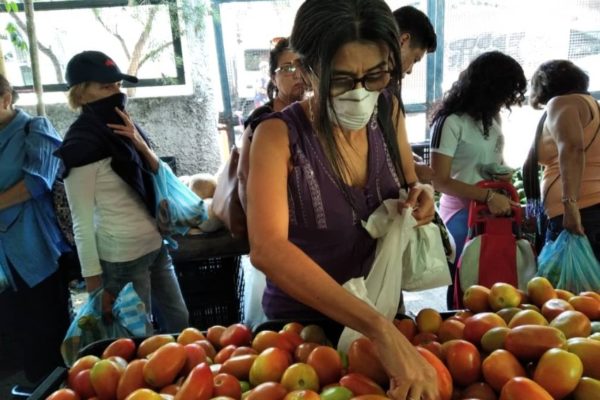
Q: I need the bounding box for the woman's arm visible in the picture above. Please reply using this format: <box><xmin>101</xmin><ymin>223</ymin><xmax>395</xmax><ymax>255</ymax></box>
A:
<box><xmin>430</xmin><ymin>127</ymin><xmax>514</xmax><ymax>216</ymax></box>
<box><xmin>391</xmin><ymin>99</ymin><xmax>435</xmax><ymax>225</ymax></box>
<box><xmin>246</xmin><ymin>116</ymin><xmax>437</xmax><ymax>400</ymax></box>
<box><xmin>64</xmin><ymin>162</ymin><xmax>103</xmax><ymax>288</ymax></box>
<box><xmin>546</xmin><ymin>96</ymin><xmax>589</xmax><ymax>234</ymax></box>
<box><xmin>0</xmin><ymin>180</ymin><xmax>31</xmax><ymax>211</ymax></box>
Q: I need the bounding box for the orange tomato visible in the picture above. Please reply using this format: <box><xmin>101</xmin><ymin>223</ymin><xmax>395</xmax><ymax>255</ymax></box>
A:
<box><xmin>116</xmin><ymin>359</ymin><xmax>148</xmax><ymax>400</ymax></box>
<box><xmin>220</xmin><ymin>323</ymin><xmax>253</xmax><ymax>348</ymax></box>
<box><xmin>90</xmin><ymin>359</ymin><xmax>122</xmax><ymax>400</ymax></box>
<box><xmin>569</xmin><ymin>296</ymin><xmax>600</xmax><ymax>320</ymax></box>
<box><xmin>177</xmin><ymin>327</ymin><xmax>206</xmax><ymax>345</ymax></box>
<box><xmin>573</xmin><ymin>376</ymin><xmax>600</xmax><ymax>400</ymax></box>
<box><xmin>220</xmin><ymin>354</ymin><xmax>257</xmax><ymax>381</ymax></box>
<box><xmin>566</xmin><ymin>337</ymin><xmax>600</xmax><ymax>379</ymax></box>
<box><xmin>437</xmin><ymin>319</ymin><xmax>465</xmax><ymax>343</ymax></box>
<box><xmin>463</xmin><ymin>285</ymin><xmax>491</xmax><ymax>313</ymax></box>
<box><xmin>480</xmin><ymin>326</ymin><xmax>510</xmax><ymax>353</ymax></box>
<box><xmin>283</xmin><ymin>389</ymin><xmax>321</xmax><ymax>400</ymax></box>
<box><xmin>47</xmin><ymin>389</ymin><xmax>81</xmax><ymax>400</ymax></box>
<box><xmin>306</xmin><ymin>345</ymin><xmax>343</xmax><ymax>387</ymax></box>
<box><xmin>206</xmin><ymin>325</ymin><xmax>227</xmax><ymax>348</ymax></box>
<box><xmin>143</xmin><ymin>342</ymin><xmax>186</xmax><ymax>388</ymax></box>
<box><xmin>504</xmin><ymin>325</ymin><xmax>567</xmax><ymax>360</ymax></box>
<box><xmin>280</xmin><ymin>363</ymin><xmax>320</xmax><ymax>392</ymax></box>
<box><xmin>499</xmin><ymin>377</ymin><xmax>553</xmax><ymax>400</ymax></box>
<box><xmin>281</xmin><ymin>322</ymin><xmax>304</xmax><ymax>335</ymax></box>
<box><xmin>294</xmin><ymin>342</ymin><xmax>320</xmax><ymax>363</ymax></box>
<box><xmin>182</xmin><ymin>343</ymin><xmax>208</xmax><ymax>376</ymax></box>
<box><xmin>481</xmin><ymin>349</ymin><xmax>526</xmax><ymax>392</ymax></box>
<box><xmin>555</xmin><ymin>289</ymin><xmax>575</xmax><ymax>301</ymax></box>
<box><xmin>550</xmin><ymin>310</ymin><xmax>592</xmax><ymax>338</ymax></box>
<box><xmin>527</xmin><ymin>277</ymin><xmax>557</xmax><ymax>308</ymax></box>
<box><xmin>533</xmin><ymin>348</ymin><xmax>583</xmax><ymax>399</ymax></box>
<box><xmin>249</xmin><ymin>347</ymin><xmax>292</xmax><ymax>387</ymax></box>
<box><xmin>441</xmin><ymin>339</ymin><xmax>481</xmax><ymax>387</ymax></box>
<box><xmin>123</xmin><ymin>388</ymin><xmax>162</xmax><ymax>400</ymax></box>
<box><xmin>416</xmin><ymin>346</ymin><xmax>453</xmax><ymax>400</ymax></box>
<box><xmin>416</xmin><ymin>308</ymin><xmax>443</xmax><ymax>334</ymax></box>
<box><xmin>214</xmin><ymin>344</ymin><xmax>238</xmax><ymax>364</ymax></box>
<box><xmin>488</xmin><ymin>282</ymin><xmax>521</xmax><ymax>311</ymax></box>
<box><xmin>137</xmin><ymin>334</ymin><xmax>175</xmax><ymax>358</ymax></box>
<box><xmin>507</xmin><ymin>309</ymin><xmax>548</xmax><ymax>328</ymax></box>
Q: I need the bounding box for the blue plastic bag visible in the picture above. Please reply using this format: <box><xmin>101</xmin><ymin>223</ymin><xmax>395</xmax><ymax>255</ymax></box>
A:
<box><xmin>153</xmin><ymin>160</ymin><xmax>208</xmax><ymax>248</ymax></box>
<box><xmin>537</xmin><ymin>231</ymin><xmax>600</xmax><ymax>293</ymax></box>
<box><xmin>61</xmin><ymin>283</ymin><xmax>151</xmax><ymax>366</ymax></box>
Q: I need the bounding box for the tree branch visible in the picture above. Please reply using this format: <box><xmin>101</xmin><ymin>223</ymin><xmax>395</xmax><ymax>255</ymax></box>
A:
<box><xmin>126</xmin><ymin>7</ymin><xmax>159</xmax><ymax>76</ymax></box>
<box><xmin>137</xmin><ymin>40</ymin><xmax>172</xmax><ymax>69</ymax></box>
<box><xmin>6</xmin><ymin>5</ymin><xmax>64</xmax><ymax>83</ymax></box>
<box><xmin>92</xmin><ymin>8</ymin><xmax>130</xmax><ymax>59</ymax></box>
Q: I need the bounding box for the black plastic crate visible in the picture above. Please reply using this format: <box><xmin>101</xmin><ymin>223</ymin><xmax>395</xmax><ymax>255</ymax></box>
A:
<box><xmin>174</xmin><ymin>255</ymin><xmax>245</xmax><ymax>330</ymax></box>
<box><xmin>411</xmin><ymin>141</ymin><xmax>431</xmax><ymax>165</ymax></box>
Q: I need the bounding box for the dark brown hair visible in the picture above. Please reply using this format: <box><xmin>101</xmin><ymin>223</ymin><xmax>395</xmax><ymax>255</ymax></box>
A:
<box><xmin>529</xmin><ymin>60</ymin><xmax>589</xmax><ymax>109</ymax></box>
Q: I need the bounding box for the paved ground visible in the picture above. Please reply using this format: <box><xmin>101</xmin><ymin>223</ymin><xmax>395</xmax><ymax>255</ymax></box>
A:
<box><xmin>0</xmin><ymin>268</ymin><xmax>448</xmax><ymax>399</ymax></box>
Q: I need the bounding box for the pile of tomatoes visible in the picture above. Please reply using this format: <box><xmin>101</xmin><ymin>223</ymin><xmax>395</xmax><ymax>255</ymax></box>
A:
<box><xmin>46</xmin><ymin>276</ymin><xmax>599</xmax><ymax>400</ymax></box>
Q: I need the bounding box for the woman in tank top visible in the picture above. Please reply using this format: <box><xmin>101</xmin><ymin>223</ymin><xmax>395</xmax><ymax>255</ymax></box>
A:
<box><xmin>245</xmin><ymin>1</ymin><xmax>438</xmax><ymax>399</ymax></box>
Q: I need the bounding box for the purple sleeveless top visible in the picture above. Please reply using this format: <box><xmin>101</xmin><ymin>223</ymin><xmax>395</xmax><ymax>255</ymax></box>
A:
<box><xmin>254</xmin><ymin>102</ymin><xmax>402</xmax><ymax>319</ymax></box>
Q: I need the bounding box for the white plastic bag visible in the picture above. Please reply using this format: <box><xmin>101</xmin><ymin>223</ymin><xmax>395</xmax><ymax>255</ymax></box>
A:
<box><xmin>403</xmin><ymin>222</ymin><xmax>452</xmax><ymax>291</ymax></box>
<box><xmin>337</xmin><ymin>197</ymin><xmax>413</xmax><ymax>352</ymax></box>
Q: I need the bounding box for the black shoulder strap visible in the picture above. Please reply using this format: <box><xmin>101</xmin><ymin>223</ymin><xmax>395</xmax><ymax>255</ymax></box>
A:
<box><xmin>377</xmin><ymin>92</ymin><xmax>407</xmax><ymax>189</ymax></box>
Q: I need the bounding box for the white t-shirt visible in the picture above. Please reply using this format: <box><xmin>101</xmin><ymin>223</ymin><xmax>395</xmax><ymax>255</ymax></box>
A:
<box><xmin>65</xmin><ymin>158</ymin><xmax>162</xmax><ymax>277</ymax></box>
<box><xmin>431</xmin><ymin>113</ymin><xmax>505</xmax><ymax>184</ymax></box>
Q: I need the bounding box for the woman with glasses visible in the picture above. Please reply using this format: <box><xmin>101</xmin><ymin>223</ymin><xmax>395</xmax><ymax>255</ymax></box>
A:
<box><xmin>429</xmin><ymin>51</ymin><xmax>526</xmax><ymax>307</ymax></box>
<box><xmin>245</xmin><ymin>1</ymin><xmax>437</xmax><ymax>399</ymax></box>
<box><xmin>238</xmin><ymin>37</ymin><xmax>305</xmax><ymax>209</ymax></box>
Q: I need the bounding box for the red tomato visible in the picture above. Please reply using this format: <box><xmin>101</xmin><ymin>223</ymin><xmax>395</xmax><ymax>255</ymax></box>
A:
<box><xmin>339</xmin><ymin>373</ymin><xmax>385</xmax><ymax>396</ymax></box>
<box><xmin>213</xmin><ymin>372</ymin><xmax>242</xmax><ymax>399</ymax></box>
<box><xmin>245</xmin><ymin>382</ymin><xmax>287</xmax><ymax>400</ymax></box>
<box><xmin>220</xmin><ymin>354</ymin><xmax>258</xmax><ymax>381</ymax></box>
<box><xmin>347</xmin><ymin>338</ymin><xmax>387</xmax><ymax>386</ymax></box>
<box><xmin>71</xmin><ymin>369</ymin><xmax>96</xmax><ymax>399</ymax></box>
<box><xmin>306</xmin><ymin>345</ymin><xmax>343</xmax><ymax>386</ymax></box>
<box><xmin>214</xmin><ymin>344</ymin><xmax>238</xmax><ymax>364</ymax></box>
<box><xmin>220</xmin><ymin>323</ymin><xmax>252</xmax><ymax>348</ymax></box>
<box><xmin>174</xmin><ymin>362</ymin><xmax>214</xmax><ymax>400</ymax></box>
<box><xmin>102</xmin><ymin>338</ymin><xmax>136</xmax><ymax>361</ymax></box>
<box><xmin>442</xmin><ymin>339</ymin><xmax>481</xmax><ymax>387</ymax></box>
<box><xmin>499</xmin><ymin>377</ymin><xmax>553</xmax><ymax>400</ymax></box>
<box><xmin>68</xmin><ymin>355</ymin><xmax>100</xmax><ymax>389</ymax></box>
<box><xmin>416</xmin><ymin>346</ymin><xmax>453</xmax><ymax>400</ymax></box>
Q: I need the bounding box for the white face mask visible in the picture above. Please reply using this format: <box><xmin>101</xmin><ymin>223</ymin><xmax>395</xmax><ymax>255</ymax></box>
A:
<box><xmin>328</xmin><ymin>87</ymin><xmax>379</xmax><ymax>131</ymax></box>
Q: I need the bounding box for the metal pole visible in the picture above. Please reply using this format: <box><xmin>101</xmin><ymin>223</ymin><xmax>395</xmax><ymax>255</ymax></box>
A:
<box><xmin>24</xmin><ymin>0</ymin><xmax>45</xmax><ymax>116</ymax></box>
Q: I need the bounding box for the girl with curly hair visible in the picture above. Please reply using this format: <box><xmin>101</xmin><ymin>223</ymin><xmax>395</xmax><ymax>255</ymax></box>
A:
<box><xmin>429</xmin><ymin>51</ymin><xmax>527</xmax><ymax>307</ymax></box>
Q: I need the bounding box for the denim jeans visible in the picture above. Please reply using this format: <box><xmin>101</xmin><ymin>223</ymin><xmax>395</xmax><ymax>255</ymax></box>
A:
<box><xmin>100</xmin><ymin>244</ymin><xmax>189</xmax><ymax>333</ymax></box>
<box><xmin>444</xmin><ymin>208</ymin><xmax>470</xmax><ymax>309</ymax></box>
<box><xmin>545</xmin><ymin>203</ymin><xmax>600</xmax><ymax>262</ymax></box>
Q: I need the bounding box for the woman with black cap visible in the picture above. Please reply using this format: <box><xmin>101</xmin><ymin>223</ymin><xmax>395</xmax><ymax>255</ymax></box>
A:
<box><xmin>55</xmin><ymin>50</ymin><xmax>188</xmax><ymax>332</ymax></box>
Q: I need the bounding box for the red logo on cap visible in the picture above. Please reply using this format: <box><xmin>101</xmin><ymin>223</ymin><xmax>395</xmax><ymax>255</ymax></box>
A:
<box><xmin>105</xmin><ymin>59</ymin><xmax>116</xmax><ymax>67</ymax></box>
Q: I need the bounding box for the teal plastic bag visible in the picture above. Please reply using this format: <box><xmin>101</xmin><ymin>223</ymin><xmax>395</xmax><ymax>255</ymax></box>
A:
<box><xmin>537</xmin><ymin>231</ymin><xmax>600</xmax><ymax>293</ymax></box>
<box><xmin>0</xmin><ymin>264</ymin><xmax>9</xmax><ymax>293</ymax></box>
<box><xmin>153</xmin><ymin>160</ymin><xmax>208</xmax><ymax>248</ymax></box>
<box><xmin>61</xmin><ymin>283</ymin><xmax>151</xmax><ymax>366</ymax></box>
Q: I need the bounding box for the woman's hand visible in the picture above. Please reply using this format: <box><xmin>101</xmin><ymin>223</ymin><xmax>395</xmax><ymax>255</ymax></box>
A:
<box><xmin>84</xmin><ymin>275</ymin><xmax>115</xmax><ymax>324</ymax></box>
<box><xmin>371</xmin><ymin>319</ymin><xmax>439</xmax><ymax>400</ymax></box>
<box><xmin>563</xmin><ymin>202</ymin><xmax>585</xmax><ymax>235</ymax></box>
<box><xmin>400</xmin><ymin>183</ymin><xmax>435</xmax><ymax>226</ymax></box>
<box><xmin>486</xmin><ymin>191</ymin><xmax>517</xmax><ymax>216</ymax></box>
<box><xmin>107</xmin><ymin>108</ymin><xmax>149</xmax><ymax>153</ymax></box>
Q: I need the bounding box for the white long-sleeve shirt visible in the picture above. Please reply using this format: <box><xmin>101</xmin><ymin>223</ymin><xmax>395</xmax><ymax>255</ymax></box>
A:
<box><xmin>64</xmin><ymin>158</ymin><xmax>162</xmax><ymax>277</ymax></box>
